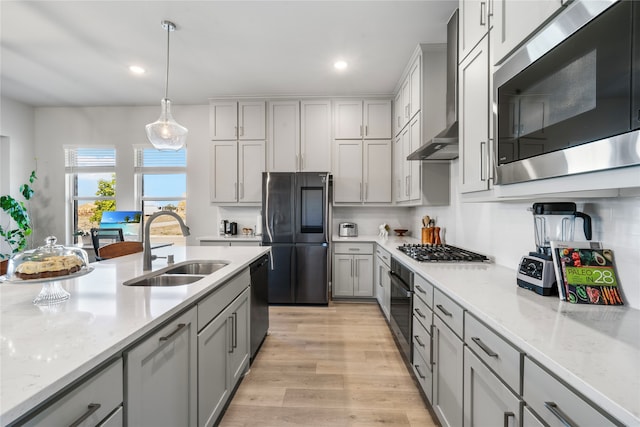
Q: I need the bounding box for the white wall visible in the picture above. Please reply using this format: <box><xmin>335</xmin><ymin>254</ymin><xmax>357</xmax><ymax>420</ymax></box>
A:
<box><xmin>0</xmin><ymin>97</ymin><xmax>37</xmax><ymax>255</ymax></box>
<box><xmin>32</xmin><ymin>104</ymin><xmax>213</xmax><ymax>246</ymax></box>
<box><xmin>412</xmin><ymin>160</ymin><xmax>640</xmax><ymax>310</ymax></box>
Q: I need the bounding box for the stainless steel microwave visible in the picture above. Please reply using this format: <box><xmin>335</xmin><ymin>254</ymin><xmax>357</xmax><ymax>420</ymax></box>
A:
<box><xmin>494</xmin><ymin>0</ymin><xmax>640</xmax><ymax>185</ymax></box>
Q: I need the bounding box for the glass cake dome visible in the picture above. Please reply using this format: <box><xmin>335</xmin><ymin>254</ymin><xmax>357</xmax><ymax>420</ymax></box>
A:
<box><xmin>5</xmin><ymin>236</ymin><xmax>91</xmax><ymax>305</ymax></box>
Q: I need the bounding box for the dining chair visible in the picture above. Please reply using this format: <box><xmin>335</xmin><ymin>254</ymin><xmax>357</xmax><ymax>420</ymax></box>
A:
<box><xmin>97</xmin><ymin>241</ymin><xmax>143</xmax><ymax>260</ymax></box>
<box><xmin>90</xmin><ymin>228</ymin><xmax>124</xmax><ymax>260</ymax></box>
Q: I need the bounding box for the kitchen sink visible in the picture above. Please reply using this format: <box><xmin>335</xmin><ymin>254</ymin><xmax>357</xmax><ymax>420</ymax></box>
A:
<box><xmin>164</xmin><ymin>261</ymin><xmax>229</xmax><ymax>275</ymax></box>
<box><xmin>123</xmin><ymin>274</ymin><xmax>205</xmax><ymax>287</ymax></box>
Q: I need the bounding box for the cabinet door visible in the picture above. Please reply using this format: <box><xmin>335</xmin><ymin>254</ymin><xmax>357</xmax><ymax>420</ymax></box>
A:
<box><xmin>238</xmin><ymin>141</ymin><xmax>265</xmax><ymax>203</ymax></box>
<box><xmin>409</xmin><ymin>57</ymin><xmax>421</xmax><ymax>119</ymax></box>
<box><xmin>210</xmin><ymin>101</ymin><xmax>238</xmax><ymax>140</ymax></box>
<box><xmin>460</xmin><ymin>0</ymin><xmax>490</xmax><ymax>62</ymax></box>
<box><xmin>198</xmin><ymin>306</ymin><xmax>232</xmax><ymax>427</ymax></box>
<box><xmin>401</xmin><ymin>126</ymin><xmax>411</xmax><ymax>200</ymax></box>
<box><xmin>393</xmin><ymin>91</ymin><xmax>404</xmax><ymax>137</ymax></box>
<box><xmin>300</xmin><ymin>100</ymin><xmax>331</xmax><ymax>172</ymax></box>
<box><xmin>363</xmin><ymin>100</ymin><xmax>392</xmax><ymax>139</ymax></box>
<box><xmin>228</xmin><ymin>289</ymin><xmax>250</xmax><ymax>384</ymax></box>
<box><xmin>210</xmin><ymin>141</ymin><xmax>238</xmax><ymax>203</ymax></box>
<box><xmin>393</xmin><ymin>136</ymin><xmax>407</xmax><ymax>202</ymax></box>
<box><xmin>267</xmin><ymin>101</ymin><xmax>299</xmax><ymax>172</ymax></box>
<box><xmin>333</xmin><ymin>254</ymin><xmax>354</xmax><ymax>296</ymax></box>
<box><xmin>433</xmin><ymin>315</ymin><xmax>464</xmax><ymax>427</ymax></box>
<box><xmin>408</xmin><ymin>115</ymin><xmax>421</xmax><ymax>200</ymax></box>
<box><xmin>334</xmin><ymin>100</ymin><xmax>363</xmax><ymax>139</ymax></box>
<box><xmin>375</xmin><ymin>255</ymin><xmax>384</xmax><ymax>306</ymax></box>
<box><xmin>464</xmin><ymin>347</ymin><xmax>522</xmax><ymax>427</ymax></box>
<box><xmin>401</xmin><ymin>79</ymin><xmax>411</xmax><ymax>128</ymax></box>
<box><xmin>126</xmin><ymin>307</ymin><xmax>197</xmax><ymax>427</ymax></box>
<box><xmin>333</xmin><ymin>141</ymin><xmax>363</xmax><ymax>203</ymax></box>
<box><xmin>353</xmin><ymin>255</ymin><xmax>373</xmax><ymax>297</ymax></box>
<box><xmin>238</xmin><ymin>101</ymin><xmax>265</xmax><ymax>140</ymax></box>
<box><xmin>363</xmin><ymin>140</ymin><xmax>391</xmax><ymax>203</ymax></box>
<box><xmin>459</xmin><ymin>36</ymin><xmax>491</xmax><ymax>193</ymax></box>
<box><xmin>492</xmin><ymin>0</ymin><xmax>564</xmax><ymax>65</ymax></box>
<box><xmin>381</xmin><ymin>263</ymin><xmax>391</xmax><ymax>319</ymax></box>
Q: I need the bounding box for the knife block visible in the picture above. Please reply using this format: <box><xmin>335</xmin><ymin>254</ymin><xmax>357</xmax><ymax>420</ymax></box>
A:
<box><xmin>421</xmin><ymin>227</ymin><xmax>432</xmax><ymax>244</ymax></box>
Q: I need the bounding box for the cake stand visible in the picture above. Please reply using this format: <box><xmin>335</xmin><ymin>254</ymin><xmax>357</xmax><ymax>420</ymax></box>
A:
<box><xmin>0</xmin><ymin>267</ymin><xmax>94</xmax><ymax>305</ymax></box>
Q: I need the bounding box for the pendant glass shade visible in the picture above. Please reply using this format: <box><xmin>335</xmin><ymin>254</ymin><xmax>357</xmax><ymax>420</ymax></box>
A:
<box><xmin>145</xmin><ymin>98</ymin><xmax>188</xmax><ymax>151</ymax></box>
<box><xmin>145</xmin><ymin>20</ymin><xmax>187</xmax><ymax>151</ymax></box>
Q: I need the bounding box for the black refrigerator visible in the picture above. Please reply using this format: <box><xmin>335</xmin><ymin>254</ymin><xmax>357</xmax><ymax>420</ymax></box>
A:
<box><xmin>262</xmin><ymin>172</ymin><xmax>331</xmax><ymax>305</ymax></box>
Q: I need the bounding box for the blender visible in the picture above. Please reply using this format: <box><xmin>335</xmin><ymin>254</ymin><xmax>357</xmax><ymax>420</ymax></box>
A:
<box><xmin>517</xmin><ymin>202</ymin><xmax>592</xmax><ymax>295</ymax></box>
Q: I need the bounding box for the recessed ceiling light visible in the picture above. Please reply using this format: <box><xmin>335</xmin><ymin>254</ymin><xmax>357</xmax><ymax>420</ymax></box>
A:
<box><xmin>129</xmin><ymin>65</ymin><xmax>146</xmax><ymax>75</ymax></box>
<box><xmin>334</xmin><ymin>61</ymin><xmax>348</xmax><ymax>71</ymax></box>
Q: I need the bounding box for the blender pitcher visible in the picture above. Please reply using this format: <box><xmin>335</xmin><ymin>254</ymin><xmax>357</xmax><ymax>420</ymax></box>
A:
<box><xmin>531</xmin><ymin>202</ymin><xmax>592</xmax><ymax>256</ymax></box>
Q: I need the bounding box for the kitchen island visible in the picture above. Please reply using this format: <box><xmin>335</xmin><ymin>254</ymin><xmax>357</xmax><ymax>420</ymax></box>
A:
<box><xmin>336</xmin><ymin>234</ymin><xmax>640</xmax><ymax>426</ymax></box>
<box><xmin>0</xmin><ymin>245</ymin><xmax>269</xmax><ymax>426</ymax></box>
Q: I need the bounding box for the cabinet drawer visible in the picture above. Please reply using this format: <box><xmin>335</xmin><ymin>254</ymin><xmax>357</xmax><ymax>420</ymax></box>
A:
<box><xmin>23</xmin><ymin>358</ymin><xmax>123</xmax><ymax>427</ymax></box>
<box><xmin>433</xmin><ymin>288</ymin><xmax>464</xmax><ymax>338</ymax></box>
<box><xmin>412</xmin><ymin>313</ymin><xmax>432</xmax><ymax>365</ymax></box>
<box><xmin>465</xmin><ymin>313</ymin><xmax>522</xmax><ymax>394</ymax></box>
<box><xmin>198</xmin><ymin>269</ymin><xmax>250</xmax><ymax>331</ymax></box>
<box><xmin>523</xmin><ymin>357</ymin><xmax>620</xmax><ymax>427</ymax></box>
<box><xmin>412</xmin><ymin>343</ymin><xmax>433</xmax><ymax>403</ymax></box>
<box><xmin>413</xmin><ymin>274</ymin><xmax>433</xmax><ymax>309</ymax></box>
<box><xmin>412</xmin><ymin>291</ymin><xmax>432</xmax><ymax>331</ymax></box>
<box><xmin>334</xmin><ymin>242</ymin><xmax>373</xmax><ymax>254</ymax></box>
<box><xmin>375</xmin><ymin>245</ymin><xmax>391</xmax><ymax>267</ymax></box>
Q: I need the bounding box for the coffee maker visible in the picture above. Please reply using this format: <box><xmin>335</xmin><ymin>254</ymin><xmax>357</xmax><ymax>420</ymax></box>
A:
<box><xmin>517</xmin><ymin>202</ymin><xmax>592</xmax><ymax>295</ymax></box>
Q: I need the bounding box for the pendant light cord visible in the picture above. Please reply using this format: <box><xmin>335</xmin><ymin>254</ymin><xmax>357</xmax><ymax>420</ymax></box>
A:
<box><xmin>164</xmin><ymin>22</ymin><xmax>171</xmax><ymax>100</ymax></box>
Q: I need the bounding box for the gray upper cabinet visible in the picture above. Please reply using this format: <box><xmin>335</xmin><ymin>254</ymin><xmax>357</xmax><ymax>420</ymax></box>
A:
<box><xmin>334</xmin><ymin>99</ymin><xmax>391</xmax><ymax>140</ymax></box>
<box><xmin>459</xmin><ymin>0</ymin><xmax>491</xmax><ymax>63</ymax></box>
<box><xmin>209</xmin><ymin>100</ymin><xmax>266</xmax><ymax>141</ymax></box>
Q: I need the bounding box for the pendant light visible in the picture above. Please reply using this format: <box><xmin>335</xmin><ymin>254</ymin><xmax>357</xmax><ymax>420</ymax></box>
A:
<box><xmin>145</xmin><ymin>20</ymin><xmax>188</xmax><ymax>151</ymax></box>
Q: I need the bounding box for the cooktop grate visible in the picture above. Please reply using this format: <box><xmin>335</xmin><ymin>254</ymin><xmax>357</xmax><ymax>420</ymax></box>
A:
<box><xmin>397</xmin><ymin>244</ymin><xmax>489</xmax><ymax>262</ymax></box>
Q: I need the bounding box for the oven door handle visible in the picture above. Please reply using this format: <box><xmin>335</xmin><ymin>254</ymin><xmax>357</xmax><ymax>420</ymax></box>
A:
<box><xmin>389</xmin><ymin>270</ymin><xmax>413</xmax><ymax>298</ymax></box>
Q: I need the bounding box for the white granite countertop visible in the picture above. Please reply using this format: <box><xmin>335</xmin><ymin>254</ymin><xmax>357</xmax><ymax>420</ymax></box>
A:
<box><xmin>198</xmin><ymin>235</ymin><xmax>262</xmax><ymax>242</ymax></box>
<box><xmin>335</xmin><ymin>234</ymin><xmax>640</xmax><ymax>425</ymax></box>
<box><xmin>0</xmin><ymin>245</ymin><xmax>270</xmax><ymax>425</ymax></box>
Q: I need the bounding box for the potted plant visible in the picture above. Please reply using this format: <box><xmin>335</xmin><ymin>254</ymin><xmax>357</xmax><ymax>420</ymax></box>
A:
<box><xmin>0</xmin><ymin>171</ymin><xmax>37</xmax><ymax>275</ymax></box>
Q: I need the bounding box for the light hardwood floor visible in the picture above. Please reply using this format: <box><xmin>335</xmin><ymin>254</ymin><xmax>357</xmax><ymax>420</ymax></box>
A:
<box><xmin>219</xmin><ymin>302</ymin><xmax>438</xmax><ymax>427</ymax></box>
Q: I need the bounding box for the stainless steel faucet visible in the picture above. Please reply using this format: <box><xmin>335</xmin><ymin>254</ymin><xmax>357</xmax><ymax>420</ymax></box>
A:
<box><xmin>143</xmin><ymin>211</ymin><xmax>190</xmax><ymax>270</ymax></box>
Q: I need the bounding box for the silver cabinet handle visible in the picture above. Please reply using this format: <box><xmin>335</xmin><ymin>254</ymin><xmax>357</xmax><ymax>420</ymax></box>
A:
<box><xmin>414</xmin><ymin>335</ymin><xmax>425</xmax><ymax>348</ymax></box>
<box><xmin>348</xmin><ymin>248</ymin><xmax>361</xmax><ymax>251</ymax></box>
<box><xmin>228</xmin><ymin>316</ymin><xmax>234</xmax><ymax>353</ymax></box>
<box><xmin>414</xmin><ymin>364</ymin><xmax>426</xmax><ymax>379</ymax></box>
<box><xmin>414</xmin><ymin>308</ymin><xmax>427</xmax><ymax>319</ymax></box>
<box><xmin>239</xmin><ymin>182</ymin><xmax>244</xmax><ymax>200</ymax></box>
<box><xmin>436</xmin><ymin>304</ymin><xmax>452</xmax><ymax>317</ymax></box>
<box><xmin>480</xmin><ymin>141</ymin><xmax>487</xmax><ymax>181</ymax></box>
<box><xmin>544</xmin><ymin>402</ymin><xmax>578</xmax><ymax>427</ymax></box>
<box><xmin>296</xmin><ymin>154</ymin><xmax>299</xmax><ymax>170</ymax></box>
<box><xmin>365</xmin><ymin>125</ymin><xmax>368</xmax><ymax>136</ymax></box>
<box><xmin>68</xmin><ymin>403</ymin><xmax>101</xmax><ymax>427</ymax></box>
<box><xmin>429</xmin><ymin>324</ymin><xmax>435</xmax><ymax>366</ymax></box>
<box><xmin>480</xmin><ymin>1</ymin><xmax>487</xmax><ymax>26</ymax></box>
<box><xmin>503</xmin><ymin>412</ymin><xmax>515</xmax><ymax>427</ymax></box>
<box><xmin>159</xmin><ymin>323</ymin><xmax>186</xmax><ymax>342</ymax></box>
<box><xmin>234</xmin><ymin>182</ymin><xmax>238</xmax><ymax>199</ymax></box>
<box><xmin>350</xmin><ymin>259</ymin><xmax>354</xmax><ymax>277</ymax></box>
<box><xmin>234</xmin><ymin>126</ymin><xmax>238</xmax><ymax>137</ymax></box>
<box><xmin>471</xmin><ymin>336</ymin><xmax>498</xmax><ymax>358</ymax></box>
<box><xmin>359</xmin><ymin>182</ymin><xmax>363</xmax><ymax>200</ymax></box>
<box><xmin>232</xmin><ymin>312</ymin><xmax>238</xmax><ymax>349</ymax></box>
<box><xmin>300</xmin><ymin>154</ymin><xmax>304</xmax><ymax>170</ymax></box>
<box><xmin>415</xmin><ymin>285</ymin><xmax>426</xmax><ymax>295</ymax></box>
<box><xmin>360</xmin><ymin>125</ymin><xmax>363</xmax><ymax>136</ymax></box>
<box><xmin>355</xmin><ymin>259</ymin><xmax>359</xmax><ymax>277</ymax></box>
<box><xmin>405</xmin><ymin>176</ymin><xmax>409</xmax><ymax>196</ymax></box>
<box><xmin>239</xmin><ymin>126</ymin><xmax>244</xmax><ymax>136</ymax></box>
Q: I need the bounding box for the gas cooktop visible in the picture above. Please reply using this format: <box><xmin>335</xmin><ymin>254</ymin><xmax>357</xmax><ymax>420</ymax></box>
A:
<box><xmin>397</xmin><ymin>244</ymin><xmax>489</xmax><ymax>262</ymax></box>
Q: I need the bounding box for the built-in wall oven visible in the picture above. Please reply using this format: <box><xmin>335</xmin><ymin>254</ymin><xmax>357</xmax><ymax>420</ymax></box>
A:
<box><xmin>388</xmin><ymin>257</ymin><xmax>414</xmax><ymax>363</ymax></box>
<box><xmin>495</xmin><ymin>0</ymin><xmax>640</xmax><ymax>184</ymax></box>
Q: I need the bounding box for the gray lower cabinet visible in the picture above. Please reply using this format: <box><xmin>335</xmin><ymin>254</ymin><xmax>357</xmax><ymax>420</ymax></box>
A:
<box><xmin>200</xmin><ymin>240</ymin><xmax>261</xmax><ymax>247</ymax></box>
<box><xmin>125</xmin><ymin>307</ymin><xmax>198</xmax><ymax>427</ymax></box>
<box><xmin>20</xmin><ymin>358</ymin><xmax>123</xmax><ymax>427</ymax></box>
<box><xmin>433</xmin><ymin>311</ymin><xmax>464</xmax><ymax>427</ymax></box>
<box><xmin>523</xmin><ymin>356</ymin><xmax>621</xmax><ymax>427</ymax></box>
<box><xmin>463</xmin><ymin>347</ymin><xmax>522</xmax><ymax>427</ymax></box>
<box><xmin>333</xmin><ymin>243</ymin><xmax>374</xmax><ymax>298</ymax></box>
<box><xmin>198</xmin><ymin>288</ymin><xmax>250</xmax><ymax>427</ymax></box>
<box><xmin>374</xmin><ymin>245</ymin><xmax>391</xmax><ymax>319</ymax></box>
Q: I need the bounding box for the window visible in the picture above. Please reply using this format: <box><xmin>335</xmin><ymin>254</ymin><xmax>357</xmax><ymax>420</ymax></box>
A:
<box><xmin>134</xmin><ymin>146</ymin><xmax>187</xmax><ymax>246</ymax></box>
<box><xmin>65</xmin><ymin>147</ymin><xmax>116</xmax><ymax>245</ymax></box>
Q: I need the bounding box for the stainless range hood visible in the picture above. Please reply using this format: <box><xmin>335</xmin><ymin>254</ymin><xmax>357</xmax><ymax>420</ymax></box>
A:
<box><xmin>407</xmin><ymin>9</ymin><xmax>459</xmax><ymax>161</ymax></box>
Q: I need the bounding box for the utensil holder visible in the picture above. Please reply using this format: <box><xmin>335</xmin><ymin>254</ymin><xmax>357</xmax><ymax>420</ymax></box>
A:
<box><xmin>421</xmin><ymin>227</ymin><xmax>433</xmax><ymax>244</ymax></box>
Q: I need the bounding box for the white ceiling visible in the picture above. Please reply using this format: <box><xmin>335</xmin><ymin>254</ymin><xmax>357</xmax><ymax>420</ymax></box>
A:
<box><xmin>0</xmin><ymin>1</ymin><xmax>458</xmax><ymax>107</ymax></box>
